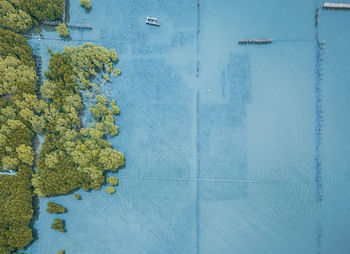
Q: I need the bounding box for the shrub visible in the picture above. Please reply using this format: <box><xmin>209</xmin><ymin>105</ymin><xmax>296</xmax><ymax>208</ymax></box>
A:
<box><xmin>80</xmin><ymin>0</ymin><xmax>91</xmax><ymax>9</ymax></box>
<box><xmin>74</xmin><ymin>193</ymin><xmax>82</xmax><ymax>200</ymax></box>
<box><xmin>51</xmin><ymin>219</ymin><xmax>65</xmax><ymax>232</ymax></box>
<box><xmin>56</xmin><ymin>24</ymin><xmax>69</xmax><ymax>37</ymax></box>
<box><xmin>47</xmin><ymin>202</ymin><xmax>66</xmax><ymax>214</ymax></box>
<box><xmin>106</xmin><ymin>186</ymin><xmax>115</xmax><ymax>194</ymax></box>
<box><xmin>107</xmin><ymin>176</ymin><xmax>118</xmax><ymax>186</ymax></box>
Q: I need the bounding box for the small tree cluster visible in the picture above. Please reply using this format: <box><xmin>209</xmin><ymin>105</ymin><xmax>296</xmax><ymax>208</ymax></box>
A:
<box><xmin>46</xmin><ymin>202</ymin><xmax>66</xmax><ymax>214</ymax></box>
<box><xmin>80</xmin><ymin>0</ymin><xmax>91</xmax><ymax>9</ymax></box>
<box><xmin>107</xmin><ymin>176</ymin><xmax>118</xmax><ymax>186</ymax></box>
<box><xmin>56</xmin><ymin>24</ymin><xmax>69</xmax><ymax>37</ymax></box>
<box><xmin>51</xmin><ymin>219</ymin><xmax>66</xmax><ymax>232</ymax></box>
<box><xmin>74</xmin><ymin>193</ymin><xmax>82</xmax><ymax>200</ymax></box>
<box><xmin>106</xmin><ymin>186</ymin><xmax>115</xmax><ymax>194</ymax></box>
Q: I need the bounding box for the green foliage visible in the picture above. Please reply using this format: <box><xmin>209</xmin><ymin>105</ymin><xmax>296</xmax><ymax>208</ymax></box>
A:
<box><xmin>0</xmin><ymin>1</ymin><xmax>64</xmax><ymax>252</ymax></box>
<box><xmin>80</xmin><ymin>0</ymin><xmax>91</xmax><ymax>9</ymax></box>
<box><xmin>46</xmin><ymin>202</ymin><xmax>66</xmax><ymax>214</ymax></box>
<box><xmin>0</xmin><ymin>0</ymin><xmax>33</xmax><ymax>33</ymax></box>
<box><xmin>56</xmin><ymin>23</ymin><xmax>69</xmax><ymax>37</ymax></box>
<box><xmin>0</xmin><ymin>29</ymin><xmax>35</xmax><ymax>67</ymax></box>
<box><xmin>0</xmin><ymin>0</ymin><xmax>64</xmax><ymax>33</ymax></box>
<box><xmin>33</xmin><ymin>46</ymin><xmax>124</xmax><ymax>197</ymax></box>
<box><xmin>11</xmin><ymin>0</ymin><xmax>64</xmax><ymax>22</ymax></box>
<box><xmin>57</xmin><ymin>250</ymin><xmax>65</xmax><ymax>254</ymax></box>
<box><xmin>0</xmin><ymin>56</ymin><xmax>37</xmax><ymax>97</ymax></box>
<box><xmin>16</xmin><ymin>144</ymin><xmax>34</xmax><ymax>165</ymax></box>
<box><xmin>30</xmin><ymin>115</ymin><xmax>46</xmax><ymax>134</ymax></box>
<box><xmin>63</xmin><ymin>43</ymin><xmax>119</xmax><ymax>88</ymax></box>
<box><xmin>51</xmin><ymin>219</ymin><xmax>66</xmax><ymax>232</ymax></box>
<box><xmin>107</xmin><ymin>176</ymin><xmax>118</xmax><ymax>186</ymax></box>
<box><xmin>106</xmin><ymin>186</ymin><xmax>115</xmax><ymax>194</ymax></box>
<box><xmin>0</xmin><ymin>165</ymin><xmax>34</xmax><ymax>252</ymax></box>
<box><xmin>89</xmin><ymin>95</ymin><xmax>120</xmax><ymax>136</ymax></box>
<box><xmin>74</xmin><ymin>193</ymin><xmax>81</xmax><ymax>200</ymax></box>
<box><xmin>40</xmin><ymin>80</ymin><xmax>57</xmax><ymax>100</ymax></box>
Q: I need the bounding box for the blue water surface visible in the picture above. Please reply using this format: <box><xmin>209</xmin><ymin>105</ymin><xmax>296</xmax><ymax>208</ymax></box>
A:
<box><xmin>23</xmin><ymin>0</ymin><xmax>350</xmax><ymax>253</ymax></box>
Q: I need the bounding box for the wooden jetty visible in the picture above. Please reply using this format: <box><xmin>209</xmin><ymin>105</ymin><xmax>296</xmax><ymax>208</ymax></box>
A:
<box><xmin>62</xmin><ymin>0</ymin><xmax>67</xmax><ymax>23</ymax></box>
<box><xmin>323</xmin><ymin>2</ymin><xmax>350</xmax><ymax>9</ymax></box>
<box><xmin>238</xmin><ymin>39</ymin><xmax>273</xmax><ymax>45</ymax></box>
<box><xmin>42</xmin><ymin>21</ymin><xmax>60</xmax><ymax>26</ymax></box>
<box><xmin>42</xmin><ymin>21</ymin><xmax>92</xmax><ymax>29</ymax></box>
<box><xmin>67</xmin><ymin>23</ymin><xmax>92</xmax><ymax>29</ymax></box>
<box><xmin>146</xmin><ymin>17</ymin><xmax>160</xmax><ymax>26</ymax></box>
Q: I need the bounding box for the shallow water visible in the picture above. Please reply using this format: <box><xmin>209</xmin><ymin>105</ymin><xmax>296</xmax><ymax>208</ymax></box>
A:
<box><xmin>23</xmin><ymin>0</ymin><xmax>350</xmax><ymax>253</ymax></box>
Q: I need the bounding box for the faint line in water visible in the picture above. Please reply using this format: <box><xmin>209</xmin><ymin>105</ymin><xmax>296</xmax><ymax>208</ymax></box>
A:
<box><xmin>118</xmin><ymin>176</ymin><xmax>257</xmax><ymax>183</ymax></box>
<box><xmin>196</xmin><ymin>0</ymin><xmax>200</xmax><ymax>55</ymax></box>
<box><xmin>195</xmin><ymin>91</ymin><xmax>200</xmax><ymax>254</ymax></box>
<box><xmin>314</xmin><ymin>5</ymin><xmax>325</xmax><ymax>254</ymax></box>
<box><xmin>273</xmin><ymin>39</ymin><xmax>313</xmax><ymax>43</ymax></box>
<box><xmin>196</xmin><ymin>0</ymin><xmax>200</xmax><ymax>77</ymax></box>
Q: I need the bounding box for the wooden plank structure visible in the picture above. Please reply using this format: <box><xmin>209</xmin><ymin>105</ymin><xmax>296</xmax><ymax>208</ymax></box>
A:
<box><xmin>323</xmin><ymin>2</ymin><xmax>350</xmax><ymax>9</ymax></box>
<box><xmin>238</xmin><ymin>39</ymin><xmax>273</xmax><ymax>45</ymax></box>
<box><xmin>146</xmin><ymin>17</ymin><xmax>160</xmax><ymax>26</ymax></box>
<box><xmin>67</xmin><ymin>23</ymin><xmax>92</xmax><ymax>29</ymax></box>
<box><xmin>62</xmin><ymin>0</ymin><xmax>67</xmax><ymax>22</ymax></box>
<box><xmin>42</xmin><ymin>21</ymin><xmax>60</xmax><ymax>26</ymax></box>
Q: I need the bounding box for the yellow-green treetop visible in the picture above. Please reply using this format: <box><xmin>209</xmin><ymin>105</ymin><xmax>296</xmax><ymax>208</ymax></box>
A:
<box><xmin>56</xmin><ymin>23</ymin><xmax>69</xmax><ymax>37</ymax></box>
<box><xmin>106</xmin><ymin>186</ymin><xmax>115</xmax><ymax>194</ymax></box>
<box><xmin>107</xmin><ymin>176</ymin><xmax>118</xmax><ymax>186</ymax></box>
<box><xmin>80</xmin><ymin>0</ymin><xmax>91</xmax><ymax>9</ymax></box>
<box><xmin>0</xmin><ymin>0</ymin><xmax>33</xmax><ymax>33</ymax></box>
<box><xmin>63</xmin><ymin>43</ymin><xmax>120</xmax><ymax>88</ymax></box>
<box><xmin>16</xmin><ymin>144</ymin><xmax>34</xmax><ymax>165</ymax></box>
<box><xmin>0</xmin><ymin>56</ymin><xmax>37</xmax><ymax>96</ymax></box>
<box><xmin>46</xmin><ymin>202</ymin><xmax>66</xmax><ymax>214</ymax></box>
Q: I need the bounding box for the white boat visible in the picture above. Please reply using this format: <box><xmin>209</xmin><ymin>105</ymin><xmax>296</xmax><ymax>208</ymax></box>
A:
<box><xmin>146</xmin><ymin>17</ymin><xmax>160</xmax><ymax>26</ymax></box>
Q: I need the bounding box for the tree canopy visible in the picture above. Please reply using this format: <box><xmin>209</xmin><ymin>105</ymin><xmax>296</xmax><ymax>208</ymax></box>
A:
<box><xmin>56</xmin><ymin>24</ymin><xmax>69</xmax><ymax>37</ymax></box>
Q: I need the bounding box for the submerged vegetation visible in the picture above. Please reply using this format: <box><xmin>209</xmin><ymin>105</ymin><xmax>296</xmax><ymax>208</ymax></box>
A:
<box><xmin>0</xmin><ymin>1</ymin><xmax>123</xmax><ymax>253</ymax></box>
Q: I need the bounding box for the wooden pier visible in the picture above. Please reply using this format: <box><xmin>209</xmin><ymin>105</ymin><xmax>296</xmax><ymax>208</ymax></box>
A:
<box><xmin>238</xmin><ymin>39</ymin><xmax>273</xmax><ymax>45</ymax></box>
<box><xmin>62</xmin><ymin>0</ymin><xmax>67</xmax><ymax>22</ymax></box>
<box><xmin>42</xmin><ymin>21</ymin><xmax>60</xmax><ymax>26</ymax></box>
<box><xmin>67</xmin><ymin>23</ymin><xmax>92</xmax><ymax>29</ymax></box>
<box><xmin>323</xmin><ymin>2</ymin><xmax>350</xmax><ymax>9</ymax></box>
